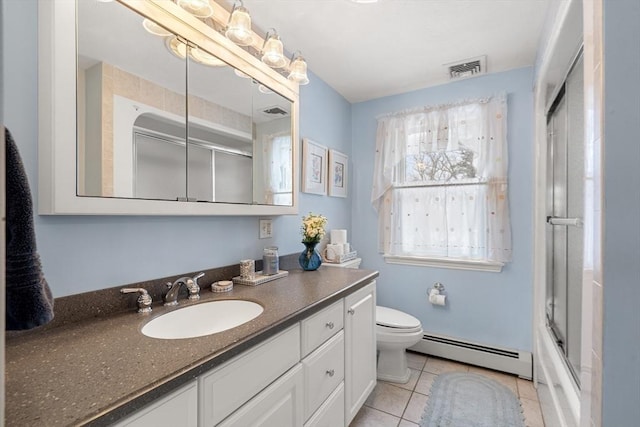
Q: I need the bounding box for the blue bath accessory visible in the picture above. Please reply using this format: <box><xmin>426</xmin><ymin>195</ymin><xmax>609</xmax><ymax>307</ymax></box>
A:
<box><xmin>298</xmin><ymin>241</ymin><xmax>322</xmax><ymax>271</ymax></box>
<box><xmin>5</xmin><ymin>128</ymin><xmax>54</xmax><ymax>330</ymax></box>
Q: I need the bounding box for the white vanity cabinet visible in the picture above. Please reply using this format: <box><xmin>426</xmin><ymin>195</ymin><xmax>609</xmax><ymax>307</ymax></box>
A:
<box><xmin>111</xmin><ymin>281</ymin><xmax>376</xmax><ymax>427</ymax></box>
<box><xmin>111</xmin><ymin>381</ymin><xmax>198</xmax><ymax>427</ymax></box>
<box><xmin>344</xmin><ymin>281</ymin><xmax>377</xmax><ymax>425</ymax></box>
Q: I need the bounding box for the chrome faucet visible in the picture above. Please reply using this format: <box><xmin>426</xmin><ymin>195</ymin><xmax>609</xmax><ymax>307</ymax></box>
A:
<box><xmin>163</xmin><ymin>272</ymin><xmax>204</xmax><ymax>306</ymax></box>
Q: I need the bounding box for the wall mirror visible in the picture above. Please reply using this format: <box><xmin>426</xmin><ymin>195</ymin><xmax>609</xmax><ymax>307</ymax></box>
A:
<box><xmin>39</xmin><ymin>0</ymin><xmax>298</xmax><ymax>215</ymax></box>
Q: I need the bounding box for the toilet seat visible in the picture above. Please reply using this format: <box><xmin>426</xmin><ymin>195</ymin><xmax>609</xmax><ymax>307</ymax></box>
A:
<box><xmin>376</xmin><ymin>306</ymin><xmax>421</xmax><ymax>332</ymax></box>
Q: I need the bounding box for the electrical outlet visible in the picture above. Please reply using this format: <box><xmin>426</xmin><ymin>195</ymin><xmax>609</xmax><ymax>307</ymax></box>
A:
<box><xmin>259</xmin><ymin>219</ymin><xmax>273</xmax><ymax>239</ymax></box>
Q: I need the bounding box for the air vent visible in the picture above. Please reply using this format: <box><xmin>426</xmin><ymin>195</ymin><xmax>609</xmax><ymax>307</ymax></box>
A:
<box><xmin>261</xmin><ymin>106</ymin><xmax>289</xmax><ymax>116</ymax></box>
<box><xmin>446</xmin><ymin>56</ymin><xmax>486</xmax><ymax>80</ymax></box>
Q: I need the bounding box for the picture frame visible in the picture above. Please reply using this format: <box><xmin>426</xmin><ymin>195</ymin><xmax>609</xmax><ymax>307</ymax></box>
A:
<box><xmin>328</xmin><ymin>149</ymin><xmax>348</xmax><ymax>198</ymax></box>
<box><xmin>301</xmin><ymin>138</ymin><xmax>328</xmax><ymax>195</ymax></box>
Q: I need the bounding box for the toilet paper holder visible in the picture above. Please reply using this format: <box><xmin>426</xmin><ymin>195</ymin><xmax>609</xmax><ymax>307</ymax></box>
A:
<box><xmin>428</xmin><ymin>282</ymin><xmax>447</xmax><ymax>306</ymax></box>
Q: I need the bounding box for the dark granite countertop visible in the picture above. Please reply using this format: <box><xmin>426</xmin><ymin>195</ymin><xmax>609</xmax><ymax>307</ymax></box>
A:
<box><xmin>5</xmin><ymin>267</ymin><xmax>378</xmax><ymax>426</ymax></box>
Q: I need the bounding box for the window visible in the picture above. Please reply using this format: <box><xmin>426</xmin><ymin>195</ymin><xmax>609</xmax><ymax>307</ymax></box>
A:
<box><xmin>371</xmin><ymin>94</ymin><xmax>511</xmax><ymax>270</ymax></box>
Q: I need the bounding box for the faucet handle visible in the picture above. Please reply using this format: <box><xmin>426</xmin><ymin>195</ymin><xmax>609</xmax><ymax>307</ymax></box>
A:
<box><xmin>120</xmin><ymin>288</ymin><xmax>153</xmax><ymax>314</ymax></box>
<box><xmin>187</xmin><ymin>273</ymin><xmax>204</xmax><ymax>301</ymax></box>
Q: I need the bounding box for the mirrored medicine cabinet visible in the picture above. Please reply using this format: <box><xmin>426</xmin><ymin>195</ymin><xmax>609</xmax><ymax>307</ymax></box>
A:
<box><xmin>38</xmin><ymin>0</ymin><xmax>299</xmax><ymax>215</ymax></box>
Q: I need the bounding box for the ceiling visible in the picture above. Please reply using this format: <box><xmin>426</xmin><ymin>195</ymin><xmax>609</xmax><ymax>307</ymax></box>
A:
<box><xmin>224</xmin><ymin>0</ymin><xmax>551</xmax><ymax>103</ymax></box>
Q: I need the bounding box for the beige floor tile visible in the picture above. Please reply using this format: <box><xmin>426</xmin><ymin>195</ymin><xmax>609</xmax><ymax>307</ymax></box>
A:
<box><xmin>517</xmin><ymin>378</ymin><xmax>539</xmax><ymax>401</ymax></box>
<box><xmin>467</xmin><ymin>365</ymin><xmax>518</xmax><ymax>394</ymax></box>
<box><xmin>520</xmin><ymin>397</ymin><xmax>545</xmax><ymax>427</ymax></box>
<box><xmin>414</xmin><ymin>371</ymin><xmax>437</xmax><ymax>395</ymax></box>
<box><xmin>402</xmin><ymin>392</ymin><xmax>430</xmax><ymax>424</ymax></box>
<box><xmin>365</xmin><ymin>382</ymin><xmax>412</xmax><ymax>417</ymax></box>
<box><xmin>406</xmin><ymin>351</ymin><xmax>427</xmax><ymax>370</ymax></box>
<box><xmin>349</xmin><ymin>406</ymin><xmax>401</xmax><ymax>427</ymax></box>
<box><xmin>383</xmin><ymin>368</ymin><xmax>420</xmax><ymax>391</ymax></box>
<box><xmin>424</xmin><ymin>357</ymin><xmax>469</xmax><ymax>375</ymax></box>
<box><xmin>398</xmin><ymin>419</ymin><xmax>419</xmax><ymax>427</ymax></box>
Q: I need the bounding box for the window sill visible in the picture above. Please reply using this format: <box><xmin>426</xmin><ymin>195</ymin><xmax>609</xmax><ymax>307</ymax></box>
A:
<box><xmin>383</xmin><ymin>255</ymin><xmax>504</xmax><ymax>272</ymax></box>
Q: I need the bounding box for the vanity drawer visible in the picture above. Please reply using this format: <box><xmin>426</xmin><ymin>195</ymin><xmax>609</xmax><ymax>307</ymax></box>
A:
<box><xmin>303</xmin><ymin>330</ymin><xmax>344</xmax><ymax>421</ymax></box>
<box><xmin>304</xmin><ymin>382</ymin><xmax>345</xmax><ymax>427</ymax></box>
<box><xmin>301</xmin><ymin>299</ymin><xmax>344</xmax><ymax>357</ymax></box>
<box><xmin>199</xmin><ymin>324</ymin><xmax>301</xmax><ymax>426</ymax></box>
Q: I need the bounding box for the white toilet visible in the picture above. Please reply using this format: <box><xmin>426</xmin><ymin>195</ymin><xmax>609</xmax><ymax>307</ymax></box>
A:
<box><xmin>376</xmin><ymin>306</ymin><xmax>423</xmax><ymax>383</ymax></box>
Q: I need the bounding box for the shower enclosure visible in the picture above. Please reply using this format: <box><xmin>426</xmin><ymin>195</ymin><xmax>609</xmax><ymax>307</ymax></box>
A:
<box><xmin>545</xmin><ymin>53</ymin><xmax>584</xmax><ymax>385</ymax></box>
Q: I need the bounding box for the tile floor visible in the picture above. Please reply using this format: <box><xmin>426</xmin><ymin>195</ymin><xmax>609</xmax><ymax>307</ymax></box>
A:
<box><xmin>349</xmin><ymin>352</ymin><xmax>545</xmax><ymax>427</ymax></box>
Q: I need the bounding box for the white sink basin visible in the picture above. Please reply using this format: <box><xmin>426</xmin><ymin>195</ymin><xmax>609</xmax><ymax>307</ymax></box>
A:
<box><xmin>142</xmin><ymin>300</ymin><xmax>263</xmax><ymax>339</ymax></box>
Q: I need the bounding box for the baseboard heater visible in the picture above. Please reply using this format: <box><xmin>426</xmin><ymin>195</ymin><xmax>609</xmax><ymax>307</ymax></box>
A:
<box><xmin>410</xmin><ymin>333</ymin><xmax>533</xmax><ymax>379</ymax></box>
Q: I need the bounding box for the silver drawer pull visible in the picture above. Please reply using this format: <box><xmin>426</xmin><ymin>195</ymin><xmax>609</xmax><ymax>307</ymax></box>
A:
<box><xmin>325</xmin><ymin>321</ymin><xmax>334</xmax><ymax>329</ymax></box>
<box><xmin>347</xmin><ymin>308</ymin><xmax>355</xmax><ymax>315</ymax></box>
<box><xmin>326</xmin><ymin>369</ymin><xmax>335</xmax><ymax>377</ymax></box>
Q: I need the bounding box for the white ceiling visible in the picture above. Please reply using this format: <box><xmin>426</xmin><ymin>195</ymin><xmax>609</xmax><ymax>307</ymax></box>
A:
<box><xmin>229</xmin><ymin>0</ymin><xmax>551</xmax><ymax>103</ymax></box>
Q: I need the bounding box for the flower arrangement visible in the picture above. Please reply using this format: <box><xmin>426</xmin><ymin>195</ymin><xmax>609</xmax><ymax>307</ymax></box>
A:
<box><xmin>301</xmin><ymin>212</ymin><xmax>327</xmax><ymax>244</ymax></box>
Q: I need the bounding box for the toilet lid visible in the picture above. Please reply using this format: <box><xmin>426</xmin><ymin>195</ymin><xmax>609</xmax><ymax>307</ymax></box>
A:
<box><xmin>376</xmin><ymin>306</ymin><xmax>421</xmax><ymax>329</ymax></box>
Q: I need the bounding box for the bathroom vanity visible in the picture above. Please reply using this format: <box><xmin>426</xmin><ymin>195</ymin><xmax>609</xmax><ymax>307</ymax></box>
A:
<box><xmin>5</xmin><ymin>268</ymin><xmax>378</xmax><ymax>426</ymax></box>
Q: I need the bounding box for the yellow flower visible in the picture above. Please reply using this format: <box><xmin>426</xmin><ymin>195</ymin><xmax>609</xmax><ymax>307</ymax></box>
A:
<box><xmin>301</xmin><ymin>212</ymin><xmax>327</xmax><ymax>243</ymax></box>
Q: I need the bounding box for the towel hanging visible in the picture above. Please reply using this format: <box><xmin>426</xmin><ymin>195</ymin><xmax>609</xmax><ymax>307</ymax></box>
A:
<box><xmin>5</xmin><ymin>127</ymin><xmax>54</xmax><ymax>330</ymax></box>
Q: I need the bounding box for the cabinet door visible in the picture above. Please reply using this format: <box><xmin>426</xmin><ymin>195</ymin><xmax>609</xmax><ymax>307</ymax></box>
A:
<box><xmin>217</xmin><ymin>364</ymin><xmax>303</xmax><ymax>427</ymax></box>
<box><xmin>111</xmin><ymin>381</ymin><xmax>197</xmax><ymax>427</ymax></box>
<box><xmin>344</xmin><ymin>281</ymin><xmax>377</xmax><ymax>425</ymax></box>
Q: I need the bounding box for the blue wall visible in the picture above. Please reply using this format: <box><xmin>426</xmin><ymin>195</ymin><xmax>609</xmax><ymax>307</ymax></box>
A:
<box><xmin>351</xmin><ymin>68</ymin><xmax>535</xmax><ymax>351</ymax></box>
<box><xmin>2</xmin><ymin>0</ymin><xmax>352</xmax><ymax>297</ymax></box>
<box><xmin>601</xmin><ymin>0</ymin><xmax>640</xmax><ymax>424</ymax></box>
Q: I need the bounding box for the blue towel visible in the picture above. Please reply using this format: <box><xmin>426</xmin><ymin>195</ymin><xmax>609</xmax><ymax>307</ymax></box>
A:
<box><xmin>6</xmin><ymin>127</ymin><xmax>54</xmax><ymax>330</ymax></box>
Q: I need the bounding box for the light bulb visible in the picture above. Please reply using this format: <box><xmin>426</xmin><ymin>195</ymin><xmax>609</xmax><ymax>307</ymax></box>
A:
<box><xmin>261</xmin><ymin>33</ymin><xmax>286</xmax><ymax>68</ymax></box>
<box><xmin>287</xmin><ymin>55</ymin><xmax>309</xmax><ymax>85</ymax></box>
<box><xmin>166</xmin><ymin>36</ymin><xmax>187</xmax><ymax>59</ymax></box>
<box><xmin>190</xmin><ymin>47</ymin><xmax>225</xmax><ymax>67</ymax></box>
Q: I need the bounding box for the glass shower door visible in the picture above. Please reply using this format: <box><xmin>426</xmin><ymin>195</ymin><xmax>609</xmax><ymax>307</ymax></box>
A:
<box><xmin>545</xmin><ymin>54</ymin><xmax>584</xmax><ymax>385</ymax></box>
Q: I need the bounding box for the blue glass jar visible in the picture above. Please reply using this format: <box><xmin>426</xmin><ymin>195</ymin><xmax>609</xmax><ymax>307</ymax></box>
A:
<box><xmin>299</xmin><ymin>241</ymin><xmax>322</xmax><ymax>271</ymax></box>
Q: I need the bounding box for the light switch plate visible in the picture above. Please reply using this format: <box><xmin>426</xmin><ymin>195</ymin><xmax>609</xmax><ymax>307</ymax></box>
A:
<box><xmin>259</xmin><ymin>219</ymin><xmax>273</xmax><ymax>239</ymax></box>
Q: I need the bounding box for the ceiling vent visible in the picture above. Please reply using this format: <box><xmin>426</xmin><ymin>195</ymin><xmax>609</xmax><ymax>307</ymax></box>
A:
<box><xmin>261</xmin><ymin>106</ymin><xmax>289</xmax><ymax>116</ymax></box>
<box><xmin>446</xmin><ymin>56</ymin><xmax>487</xmax><ymax>80</ymax></box>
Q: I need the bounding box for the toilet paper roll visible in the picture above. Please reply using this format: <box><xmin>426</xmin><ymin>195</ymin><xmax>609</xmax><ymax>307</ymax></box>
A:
<box><xmin>331</xmin><ymin>229</ymin><xmax>347</xmax><ymax>244</ymax></box>
<box><xmin>429</xmin><ymin>294</ymin><xmax>446</xmax><ymax>306</ymax></box>
<box><xmin>325</xmin><ymin>243</ymin><xmax>345</xmax><ymax>261</ymax></box>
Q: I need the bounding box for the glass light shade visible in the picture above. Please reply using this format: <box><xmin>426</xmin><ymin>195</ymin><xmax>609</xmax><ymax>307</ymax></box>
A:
<box><xmin>142</xmin><ymin>18</ymin><xmax>172</xmax><ymax>37</ymax></box>
<box><xmin>258</xmin><ymin>84</ymin><xmax>273</xmax><ymax>94</ymax></box>
<box><xmin>234</xmin><ymin>69</ymin><xmax>251</xmax><ymax>78</ymax></box>
<box><xmin>166</xmin><ymin>36</ymin><xmax>187</xmax><ymax>59</ymax></box>
<box><xmin>177</xmin><ymin>0</ymin><xmax>214</xmax><ymax>18</ymax></box>
<box><xmin>261</xmin><ymin>35</ymin><xmax>286</xmax><ymax>68</ymax></box>
<box><xmin>190</xmin><ymin>47</ymin><xmax>225</xmax><ymax>67</ymax></box>
<box><xmin>288</xmin><ymin>56</ymin><xmax>309</xmax><ymax>85</ymax></box>
<box><xmin>225</xmin><ymin>6</ymin><xmax>253</xmax><ymax>46</ymax></box>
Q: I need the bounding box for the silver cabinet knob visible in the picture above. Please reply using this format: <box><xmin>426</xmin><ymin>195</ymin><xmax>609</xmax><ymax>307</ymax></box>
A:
<box><xmin>326</xmin><ymin>369</ymin><xmax>335</xmax><ymax>377</ymax></box>
<box><xmin>325</xmin><ymin>321</ymin><xmax>334</xmax><ymax>329</ymax></box>
<box><xmin>347</xmin><ymin>308</ymin><xmax>355</xmax><ymax>315</ymax></box>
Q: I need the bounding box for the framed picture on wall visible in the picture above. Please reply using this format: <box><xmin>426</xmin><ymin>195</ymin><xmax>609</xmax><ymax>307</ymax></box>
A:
<box><xmin>328</xmin><ymin>149</ymin><xmax>348</xmax><ymax>197</ymax></box>
<box><xmin>302</xmin><ymin>138</ymin><xmax>328</xmax><ymax>195</ymax></box>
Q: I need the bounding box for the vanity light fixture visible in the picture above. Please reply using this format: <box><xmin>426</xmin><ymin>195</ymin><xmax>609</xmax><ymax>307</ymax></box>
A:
<box><xmin>225</xmin><ymin>0</ymin><xmax>253</xmax><ymax>46</ymax></box>
<box><xmin>234</xmin><ymin>69</ymin><xmax>251</xmax><ymax>78</ymax></box>
<box><xmin>177</xmin><ymin>0</ymin><xmax>214</xmax><ymax>18</ymax></box>
<box><xmin>190</xmin><ymin>46</ymin><xmax>226</xmax><ymax>67</ymax></box>
<box><xmin>261</xmin><ymin>29</ymin><xmax>287</xmax><ymax>69</ymax></box>
<box><xmin>287</xmin><ymin>51</ymin><xmax>309</xmax><ymax>85</ymax></box>
<box><xmin>258</xmin><ymin>84</ymin><xmax>274</xmax><ymax>94</ymax></box>
<box><xmin>142</xmin><ymin>18</ymin><xmax>172</xmax><ymax>37</ymax></box>
<box><xmin>166</xmin><ymin>36</ymin><xmax>188</xmax><ymax>59</ymax></box>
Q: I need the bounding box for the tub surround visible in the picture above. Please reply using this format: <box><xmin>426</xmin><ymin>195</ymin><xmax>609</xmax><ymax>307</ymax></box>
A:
<box><xmin>5</xmin><ymin>262</ymin><xmax>378</xmax><ymax>426</ymax></box>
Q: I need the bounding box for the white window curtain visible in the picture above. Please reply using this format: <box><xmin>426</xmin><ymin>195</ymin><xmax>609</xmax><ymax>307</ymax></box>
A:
<box><xmin>371</xmin><ymin>93</ymin><xmax>511</xmax><ymax>263</ymax></box>
<box><xmin>263</xmin><ymin>132</ymin><xmax>292</xmax><ymax>205</ymax></box>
